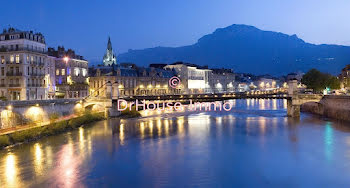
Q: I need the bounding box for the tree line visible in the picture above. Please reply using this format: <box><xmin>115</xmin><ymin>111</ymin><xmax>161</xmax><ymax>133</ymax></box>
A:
<box><xmin>301</xmin><ymin>69</ymin><xmax>340</xmax><ymax>93</ymax></box>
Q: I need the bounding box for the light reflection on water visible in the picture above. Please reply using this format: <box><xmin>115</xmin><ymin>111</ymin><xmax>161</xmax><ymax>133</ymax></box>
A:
<box><xmin>1</xmin><ymin>99</ymin><xmax>350</xmax><ymax>187</ymax></box>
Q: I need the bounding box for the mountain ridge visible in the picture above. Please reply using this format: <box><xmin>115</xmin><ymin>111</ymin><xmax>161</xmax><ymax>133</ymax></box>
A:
<box><xmin>118</xmin><ymin>24</ymin><xmax>350</xmax><ymax>75</ymax></box>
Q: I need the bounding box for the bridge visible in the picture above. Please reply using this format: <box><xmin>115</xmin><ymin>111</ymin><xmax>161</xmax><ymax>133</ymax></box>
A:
<box><xmin>84</xmin><ymin>80</ymin><xmax>324</xmax><ymax>118</ymax></box>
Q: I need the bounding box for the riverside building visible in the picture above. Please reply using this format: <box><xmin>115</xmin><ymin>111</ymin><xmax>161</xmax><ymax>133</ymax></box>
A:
<box><xmin>48</xmin><ymin>46</ymin><xmax>89</xmax><ymax>98</ymax></box>
<box><xmin>0</xmin><ymin>28</ymin><xmax>48</xmax><ymax>100</ymax></box>
<box><xmin>89</xmin><ymin>38</ymin><xmax>180</xmax><ymax>98</ymax></box>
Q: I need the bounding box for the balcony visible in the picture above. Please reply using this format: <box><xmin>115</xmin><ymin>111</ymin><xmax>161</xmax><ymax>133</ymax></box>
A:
<box><xmin>27</xmin><ymin>84</ymin><xmax>43</xmax><ymax>87</ymax></box>
<box><xmin>9</xmin><ymin>84</ymin><xmax>21</xmax><ymax>87</ymax></box>
<box><xmin>6</xmin><ymin>61</ymin><xmax>23</xmax><ymax>64</ymax></box>
<box><xmin>28</xmin><ymin>73</ymin><xmax>45</xmax><ymax>77</ymax></box>
<box><xmin>6</xmin><ymin>72</ymin><xmax>23</xmax><ymax>76</ymax></box>
<box><xmin>0</xmin><ymin>47</ymin><xmax>47</xmax><ymax>54</ymax></box>
<box><xmin>0</xmin><ymin>84</ymin><xmax>6</xmax><ymax>87</ymax></box>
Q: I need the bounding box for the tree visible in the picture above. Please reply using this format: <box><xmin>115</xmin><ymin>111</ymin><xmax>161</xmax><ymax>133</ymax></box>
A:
<box><xmin>301</xmin><ymin>68</ymin><xmax>340</xmax><ymax>92</ymax></box>
<box><xmin>326</xmin><ymin>75</ymin><xmax>340</xmax><ymax>90</ymax></box>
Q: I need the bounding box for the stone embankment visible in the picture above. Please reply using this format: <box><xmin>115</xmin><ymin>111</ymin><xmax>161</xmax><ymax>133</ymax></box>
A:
<box><xmin>301</xmin><ymin>95</ymin><xmax>350</xmax><ymax>122</ymax></box>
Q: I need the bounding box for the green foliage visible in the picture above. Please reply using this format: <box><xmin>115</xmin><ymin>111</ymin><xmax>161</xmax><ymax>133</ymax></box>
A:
<box><xmin>49</xmin><ymin>112</ymin><xmax>60</xmax><ymax>124</ymax></box>
<box><xmin>1</xmin><ymin>113</ymin><xmax>106</xmax><ymax>149</ymax></box>
<box><xmin>10</xmin><ymin>126</ymin><xmax>46</xmax><ymax>143</ymax></box>
<box><xmin>302</xmin><ymin>69</ymin><xmax>340</xmax><ymax>92</ymax></box>
<box><xmin>46</xmin><ymin>120</ymin><xmax>69</xmax><ymax>135</ymax></box>
<box><xmin>121</xmin><ymin>106</ymin><xmax>141</xmax><ymax>118</ymax></box>
<box><xmin>326</xmin><ymin>76</ymin><xmax>341</xmax><ymax>90</ymax></box>
<box><xmin>0</xmin><ymin>135</ymin><xmax>10</xmax><ymax>148</ymax></box>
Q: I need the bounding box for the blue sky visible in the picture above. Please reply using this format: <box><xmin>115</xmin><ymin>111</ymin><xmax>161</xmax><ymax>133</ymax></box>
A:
<box><xmin>2</xmin><ymin>0</ymin><xmax>350</xmax><ymax>63</ymax></box>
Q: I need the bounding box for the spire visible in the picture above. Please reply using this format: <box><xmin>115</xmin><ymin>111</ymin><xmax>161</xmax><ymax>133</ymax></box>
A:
<box><xmin>107</xmin><ymin>36</ymin><xmax>112</xmax><ymax>51</ymax></box>
<box><xmin>103</xmin><ymin>36</ymin><xmax>117</xmax><ymax>66</ymax></box>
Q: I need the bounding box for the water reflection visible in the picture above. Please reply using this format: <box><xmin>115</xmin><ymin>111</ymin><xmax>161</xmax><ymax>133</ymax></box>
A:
<box><xmin>325</xmin><ymin>122</ymin><xmax>334</xmax><ymax>161</ymax></box>
<box><xmin>119</xmin><ymin>123</ymin><xmax>125</xmax><ymax>145</ymax></box>
<box><xmin>33</xmin><ymin>143</ymin><xmax>43</xmax><ymax>176</ymax></box>
<box><xmin>4</xmin><ymin>153</ymin><xmax>18</xmax><ymax>187</ymax></box>
<box><xmin>0</xmin><ymin>99</ymin><xmax>350</xmax><ymax>187</ymax></box>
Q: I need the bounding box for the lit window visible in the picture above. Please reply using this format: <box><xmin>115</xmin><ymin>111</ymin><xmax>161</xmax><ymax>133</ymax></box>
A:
<box><xmin>0</xmin><ymin>56</ymin><xmax>4</xmax><ymax>64</ymax></box>
<box><xmin>31</xmin><ymin>56</ymin><xmax>34</xmax><ymax>63</ymax></box>
<box><xmin>74</xmin><ymin>68</ymin><xmax>80</xmax><ymax>76</ymax></box>
<box><xmin>10</xmin><ymin>55</ymin><xmax>14</xmax><ymax>63</ymax></box>
<box><xmin>15</xmin><ymin>55</ymin><xmax>20</xmax><ymax>63</ymax></box>
<box><xmin>82</xmin><ymin>68</ymin><xmax>87</xmax><ymax>77</ymax></box>
<box><xmin>56</xmin><ymin>69</ymin><xmax>59</xmax><ymax>75</ymax></box>
<box><xmin>62</xmin><ymin>69</ymin><xmax>65</xmax><ymax>76</ymax></box>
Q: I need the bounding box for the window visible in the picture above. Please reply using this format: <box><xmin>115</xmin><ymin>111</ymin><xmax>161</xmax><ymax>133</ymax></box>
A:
<box><xmin>31</xmin><ymin>56</ymin><xmax>34</xmax><ymax>63</ymax></box>
<box><xmin>0</xmin><ymin>56</ymin><xmax>4</xmax><ymax>64</ymax></box>
<box><xmin>1</xmin><ymin>67</ymin><xmax>4</xmax><ymax>76</ymax></box>
<box><xmin>56</xmin><ymin>69</ymin><xmax>59</xmax><ymax>75</ymax></box>
<box><xmin>15</xmin><ymin>55</ymin><xmax>20</xmax><ymax>63</ymax></box>
<box><xmin>74</xmin><ymin>68</ymin><xmax>80</xmax><ymax>76</ymax></box>
<box><xmin>82</xmin><ymin>68</ymin><xmax>87</xmax><ymax>77</ymax></box>
<box><xmin>10</xmin><ymin>55</ymin><xmax>14</xmax><ymax>63</ymax></box>
<box><xmin>61</xmin><ymin>69</ymin><xmax>65</xmax><ymax>75</ymax></box>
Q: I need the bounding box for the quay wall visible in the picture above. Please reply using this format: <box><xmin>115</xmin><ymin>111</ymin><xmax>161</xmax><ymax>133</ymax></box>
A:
<box><xmin>301</xmin><ymin>95</ymin><xmax>350</xmax><ymax>122</ymax></box>
<box><xmin>0</xmin><ymin>99</ymin><xmax>81</xmax><ymax>128</ymax></box>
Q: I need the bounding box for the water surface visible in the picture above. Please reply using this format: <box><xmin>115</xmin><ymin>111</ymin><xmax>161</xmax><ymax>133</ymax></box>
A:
<box><xmin>1</xmin><ymin>99</ymin><xmax>350</xmax><ymax>187</ymax></box>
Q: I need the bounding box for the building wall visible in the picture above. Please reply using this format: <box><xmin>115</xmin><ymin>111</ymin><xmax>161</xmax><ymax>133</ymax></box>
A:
<box><xmin>164</xmin><ymin>64</ymin><xmax>212</xmax><ymax>94</ymax></box>
<box><xmin>89</xmin><ymin>75</ymin><xmax>179</xmax><ymax>98</ymax></box>
<box><xmin>0</xmin><ymin>99</ymin><xmax>79</xmax><ymax>128</ymax></box>
<box><xmin>0</xmin><ymin>30</ymin><xmax>49</xmax><ymax>101</ymax></box>
<box><xmin>55</xmin><ymin>58</ymin><xmax>89</xmax><ymax>98</ymax></box>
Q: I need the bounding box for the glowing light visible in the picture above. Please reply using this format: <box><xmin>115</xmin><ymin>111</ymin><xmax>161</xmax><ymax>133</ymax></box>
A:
<box><xmin>7</xmin><ymin>105</ymin><xmax>12</xmax><ymax>110</ymax></box>
<box><xmin>5</xmin><ymin>153</ymin><xmax>17</xmax><ymax>187</ymax></box>
<box><xmin>79</xmin><ymin>127</ymin><xmax>85</xmax><ymax>151</ymax></box>
<box><xmin>63</xmin><ymin>57</ymin><xmax>69</xmax><ymax>63</ymax></box>
<box><xmin>119</xmin><ymin>124</ymin><xmax>125</xmax><ymax>145</ymax></box>
<box><xmin>260</xmin><ymin>82</ymin><xmax>265</xmax><ymax>88</ymax></box>
<box><xmin>67</xmin><ymin>76</ymin><xmax>73</xmax><ymax>85</ymax></box>
<box><xmin>25</xmin><ymin>106</ymin><xmax>45</xmax><ymax>123</ymax></box>
<box><xmin>34</xmin><ymin>143</ymin><xmax>43</xmax><ymax>175</ymax></box>
<box><xmin>140</xmin><ymin>122</ymin><xmax>145</xmax><ymax>139</ymax></box>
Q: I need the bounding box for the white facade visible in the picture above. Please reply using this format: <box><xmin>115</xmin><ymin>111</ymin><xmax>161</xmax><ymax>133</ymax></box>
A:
<box><xmin>0</xmin><ymin>28</ymin><xmax>49</xmax><ymax>100</ymax></box>
<box><xmin>165</xmin><ymin>63</ymin><xmax>211</xmax><ymax>94</ymax></box>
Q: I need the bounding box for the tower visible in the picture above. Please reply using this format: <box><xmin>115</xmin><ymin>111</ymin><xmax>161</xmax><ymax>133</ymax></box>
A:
<box><xmin>103</xmin><ymin>37</ymin><xmax>117</xmax><ymax>66</ymax></box>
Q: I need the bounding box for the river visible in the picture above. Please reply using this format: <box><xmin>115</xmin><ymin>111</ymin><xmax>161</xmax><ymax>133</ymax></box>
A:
<box><xmin>1</xmin><ymin>99</ymin><xmax>350</xmax><ymax>187</ymax></box>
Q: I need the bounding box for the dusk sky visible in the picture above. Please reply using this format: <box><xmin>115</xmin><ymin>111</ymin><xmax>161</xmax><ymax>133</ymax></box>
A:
<box><xmin>2</xmin><ymin>0</ymin><xmax>350</xmax><ymax>63</ymax></box>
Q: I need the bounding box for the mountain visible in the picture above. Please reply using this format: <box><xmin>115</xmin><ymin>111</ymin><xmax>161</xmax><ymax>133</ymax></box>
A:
<box><xmin>118</xmin><ymin>24</ymin><xmax>350</xmax><ymax>75</ymax></box>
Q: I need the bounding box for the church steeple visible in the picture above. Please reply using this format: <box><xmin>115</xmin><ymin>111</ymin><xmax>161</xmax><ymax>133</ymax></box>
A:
<box><xmin>103</xmin><ymin>37</ymin><xmax>117</xmax><ymax>66</ymax></box>
<box><xmin>107</xmin><ymin>36</ymin><xmax>112</xmax><ymax>51</ymax></box>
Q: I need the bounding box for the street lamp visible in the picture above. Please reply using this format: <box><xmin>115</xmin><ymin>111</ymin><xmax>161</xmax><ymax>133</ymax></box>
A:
<box><xmin>63</xmin><ymin>56</ymin><xmax>69</xmax><ymax>63</ymax></box>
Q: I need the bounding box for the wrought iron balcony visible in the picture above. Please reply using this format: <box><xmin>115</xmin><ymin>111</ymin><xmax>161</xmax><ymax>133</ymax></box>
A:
<box><xmin>9</xmin><ymin>84</ymin><xmax>21</xmax><ymax>87</ymax></box>
<box><xmin>6</xmin><ymin>72</ymin><xmax>23</xmax><ymax>76</ymax></box>
<box><xmin>0</xmin><ymin>47</ymin><xmax>47</xmax><ymax>54</ymax></box>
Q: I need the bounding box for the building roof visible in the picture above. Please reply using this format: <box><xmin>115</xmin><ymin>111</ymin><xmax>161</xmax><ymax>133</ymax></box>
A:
<box><xmin>90</xmin><ymin>65</ymin><xmax>176</xmax><ymax>78</ymax></box>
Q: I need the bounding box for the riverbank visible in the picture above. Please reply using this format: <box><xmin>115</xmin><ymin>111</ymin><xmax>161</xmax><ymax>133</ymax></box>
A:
<box><xmin>0</xmin><ymin>112</ymin><xmax>105</xmax><ymax>149</ymax></box>
<box><xmin>301</xmin><ymin>95</ymin><xmax>350</xmax><ymax>122</ymax></box>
